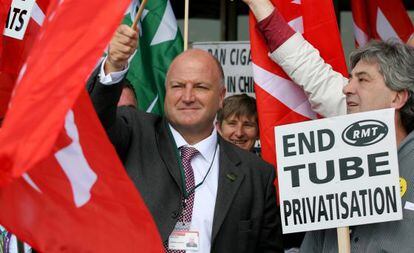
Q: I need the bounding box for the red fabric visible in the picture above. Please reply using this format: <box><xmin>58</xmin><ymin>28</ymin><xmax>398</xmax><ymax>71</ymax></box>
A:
<box><xmin>0</xmin><ymin>0</ymin><xmax>50</xmax><ymax>120</ymax></box>
<box><xmin>0</xmin><ymin>0</ymin><xmax>12</xmax><ymax>55</ymax></box>
<box><xmin>0</xmin><ymin>91</ymin><xmax>163</xmax><ymax>252</ymax></box>
<box><xmin>351</xmin><ymin>0</ymin><xmax>414</xmax><ymax>46</ymax></box>
<box><xmin>351</xmin><ymin>0</ymin><xmax>370</xmax><ymax>47</ymax></box>
<box><xmin>250</xmin><ymin>0</ymin><xmax>347</xmax><ymax>170</ymax></box>
<box><xmin>0</xmin><ymin>0</ymin><xmax>13</xmax><ymax>121</ymax></box>
<box><xmin>0</xmin><ymin>0</ymin><xmax>163</xmax><ymax>251</ymax></box>
<box><xmin>0</xmin><ymin>0</ymin><xmax>131</xmax><ymax>179</ymax></box>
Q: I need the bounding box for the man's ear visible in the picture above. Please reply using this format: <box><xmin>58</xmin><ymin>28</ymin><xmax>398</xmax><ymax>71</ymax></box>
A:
<box><xmin>215</xmin><ymin>121</ymin><xmax>222</xmax><ymax>135</ymax></box>
<box><xmin>392</xmin><ymin>89</ymin><xmax>409</xmax><ymax>110</ymax></box>
<box><xmin>219</xmin><ymin>87</ymin><xmax>226</xmax><ymax>108</ymax></box>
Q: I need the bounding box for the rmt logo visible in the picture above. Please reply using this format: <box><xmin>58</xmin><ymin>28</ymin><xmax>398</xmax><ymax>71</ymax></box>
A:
<box><xmin>342</xmin><ymin>120</ymin><xmax>388</xmax><ymax>146</ymax></box>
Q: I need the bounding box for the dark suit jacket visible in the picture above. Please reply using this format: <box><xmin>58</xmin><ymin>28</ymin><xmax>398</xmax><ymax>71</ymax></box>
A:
<box><xmin>88</xmin><ymin>72</ymin><xmax>283</xmax><ymax>252</ymax></box>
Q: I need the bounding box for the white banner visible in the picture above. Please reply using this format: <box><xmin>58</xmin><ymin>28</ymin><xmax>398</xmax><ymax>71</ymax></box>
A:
<box><xmin>275</xmin><ymin>108</ymin><xmax>402</xmax><ymax>234</ymax></box>
<box><xmin>192</xmin><ymin>41</ymin><xmax>254</xmax><ymax>97</ymax></box>
<box><xmin>3</xmin><ymin>0</ymin><xmax>36</xmax><ymax>40</ymax></box>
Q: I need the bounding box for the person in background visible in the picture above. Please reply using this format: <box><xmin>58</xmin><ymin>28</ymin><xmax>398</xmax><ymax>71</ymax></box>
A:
<box><xmin>117</xmin><ymin>80</ymin><xmax>138</xmax><ymax>108</ymax></box>
<box><xmin>216</xmin><ymin>94</ymin><xmax>259</xmax><ymax>152</ymax></box>
<box><xmin>243</xmin><ymin>0</ymin><xmax>414</xmax><ymax>252</ymax></box>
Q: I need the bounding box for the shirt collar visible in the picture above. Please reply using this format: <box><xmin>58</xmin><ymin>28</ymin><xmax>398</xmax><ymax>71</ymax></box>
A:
<box><xmin>168</xmin><ymin>124</ymin><xmax>218</xmax><ymax>164</ymax></box>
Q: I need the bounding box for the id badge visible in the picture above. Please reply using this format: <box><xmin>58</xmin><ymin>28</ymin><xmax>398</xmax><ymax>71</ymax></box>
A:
<box><xmin>168</xmin><ymin>222</ymin><xmax>199</xmax><ymax>251</ymax></box>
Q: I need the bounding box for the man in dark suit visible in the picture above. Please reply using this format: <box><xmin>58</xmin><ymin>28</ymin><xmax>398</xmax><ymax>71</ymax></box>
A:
<box><xmin>88</xmin><ymin>25</ymin><xmax>283</xmax><ymax>252</ymax></box>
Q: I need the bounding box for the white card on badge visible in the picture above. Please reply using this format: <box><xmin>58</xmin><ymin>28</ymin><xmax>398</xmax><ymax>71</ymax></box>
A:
<box><xmin>168</xmin><ymin>230</ymin><xmax>199</xmax><ymax>251</ymax></box>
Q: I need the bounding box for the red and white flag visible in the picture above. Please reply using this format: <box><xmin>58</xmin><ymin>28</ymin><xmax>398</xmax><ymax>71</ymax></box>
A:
<box><xmin>0</xmin><ymin>0</ymin><xmax>163</xmax><ymax>252</ymax></box>
<box><xmin>249</xmin><ymin>0</ymin><xmax>348</xmax><ymax>167</ymax></box>
<box><xmin>0</xmin><ymin>0</ymin><xmax>50</xmax><ymax>121</ymax></box>
<box><xmin>351</xmin><ymin>0</ymin><xmax>414</xmax><ymax>47</ymax></box>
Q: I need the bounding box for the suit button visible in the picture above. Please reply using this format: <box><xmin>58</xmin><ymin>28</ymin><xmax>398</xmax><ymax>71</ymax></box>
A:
<box><xmin>171</xmin><ymin>211</ymin><xmax>179</xmax><ymax>219</ymax></box>
<box><xmin>354</xmin><ymin>237</ymin><xmax>359</xmax><ymax>243</ymax></box>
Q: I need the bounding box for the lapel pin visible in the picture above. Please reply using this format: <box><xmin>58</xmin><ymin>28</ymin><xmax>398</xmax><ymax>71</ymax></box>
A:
<box><xmin>226</xmin><ymin>173</ymin><xmax>237</xmax><ymax>182</ymax></box>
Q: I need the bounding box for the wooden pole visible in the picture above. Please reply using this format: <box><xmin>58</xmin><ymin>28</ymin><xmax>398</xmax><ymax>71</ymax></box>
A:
<box><xmin>131</xmin><ymin>0</ymin><xmax>148</xmax><ymax>30</ymax></box>
<box><xmin>337</xmin><ymin>227</ymin><xmax>351</xmax><ymax>253</ymax></box>
<box><xmin>184</xmin><ymin>0</ymin><xmax>189</xmax><ymax>50</ymax></box>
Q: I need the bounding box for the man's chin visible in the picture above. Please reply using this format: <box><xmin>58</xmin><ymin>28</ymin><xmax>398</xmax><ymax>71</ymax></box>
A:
<box><xmin>232</xmin><ymin>141</ymin><xmax>252</xmax><ymax>151</ymax></box>
<box><xmin>346</xmin><ymin>107</ymin><xmax>360</xmax><ymax>114</ymax></box>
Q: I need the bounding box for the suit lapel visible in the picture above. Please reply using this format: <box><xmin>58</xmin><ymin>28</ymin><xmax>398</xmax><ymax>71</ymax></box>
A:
<box><xmin>155</xmin><ymin>118</ymin><xmax>183</xmax><ymax>193</ymax></box>
<box><xmin>212</xmin><ymin>137</ymin><xmax>245</xmax><ymax>242</ymax></box>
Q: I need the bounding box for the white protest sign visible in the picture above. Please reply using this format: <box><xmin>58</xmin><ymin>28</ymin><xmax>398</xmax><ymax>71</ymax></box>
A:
<box><xmin>3</xmin><ymin>0</ymin><xmax>36</xmax><ymax>40</ymax></box>
<box><xmin>192</xmin><ymin>41</ymin><xmax>254</xmax><ymax>97</ymax></box>
<box><xmin>275</xmin><ymin>108</ymin><xmax>402</xmax><ymax>234</ymax></box>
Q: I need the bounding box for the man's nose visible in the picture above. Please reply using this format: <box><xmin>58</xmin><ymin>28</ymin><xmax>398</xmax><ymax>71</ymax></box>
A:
<box><xmin>343</xmin><ymin>79</ymin><xmax>356</xmax><ymax>95</ymax></box>
<box><xmin>182</xmin><ymin>85</ymin><xmax>195</xmax><ymax>102</ymax></box>
<box><xmin>235</xmin><ymin>125</ymin><xmax>244</xmax><ymax>137</ymax></box>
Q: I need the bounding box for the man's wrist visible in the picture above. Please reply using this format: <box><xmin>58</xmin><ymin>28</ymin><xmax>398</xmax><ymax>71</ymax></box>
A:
<box><xmin>104</xmin><ymin>57</ymin><xmax>127</xmax><ymax>74</ymax></box>
<box><xmin>248</xmin><ymin>0</ymin><xmax>275</xmax><ymax>22</ymax></box>
<box><xmin>100</xmin><ymin>57</ymin><xmax>128</xmax><ymax>85</ymax></box>
<box><xmin>256</xmin><ymin>8</ymin><xmax>295</xmax><ymax>52</ymax></box>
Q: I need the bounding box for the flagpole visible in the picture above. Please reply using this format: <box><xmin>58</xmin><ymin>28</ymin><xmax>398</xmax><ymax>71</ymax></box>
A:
<box><xmin>337</xmin><ymin>227</ymin><xmax>351</xmax><ymax>253</ymax></box>
<box><xmin>184</xmin><ymin>0</ymin><xmax>189</xmax><ymax>50</ymax></box>
<box><xmin>131</xmin><ymin>0</ymin><xmax>148</xmax><ymax>30</ymax></box>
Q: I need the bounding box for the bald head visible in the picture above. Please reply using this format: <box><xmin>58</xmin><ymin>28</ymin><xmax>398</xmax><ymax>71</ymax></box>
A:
<box><xmin>167</xmin><ymin>49</ymin><xmax>225</xmax><ymax>87</ymax></box>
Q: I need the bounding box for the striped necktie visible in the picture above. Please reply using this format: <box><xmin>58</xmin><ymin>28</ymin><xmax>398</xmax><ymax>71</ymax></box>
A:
<box><xmin>165</xmin><ymin>146</ymin><xmax>199</xmax><ymax>252</ymax></box>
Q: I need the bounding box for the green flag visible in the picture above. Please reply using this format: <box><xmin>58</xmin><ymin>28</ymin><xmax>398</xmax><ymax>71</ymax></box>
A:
<box><xmin>123</xmin><ymin>0</ymin><xmax>183</xmax><ymax>115</ymax></box>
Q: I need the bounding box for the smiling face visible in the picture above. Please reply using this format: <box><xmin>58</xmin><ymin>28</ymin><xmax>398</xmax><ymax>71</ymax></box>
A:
<box><xmin>218</xmin><ymin>114</ymin><xmax>258</xmax><ymax>151</ymax></box>
<box><xmin>164</xmin><ymin>49</ymin><xmax>226</xmax><ymax>143</ymax></box>
<box><xmin>343</xmin><ymin>60</ymin><xmax>398</xmax><ymax>114</ymax></box>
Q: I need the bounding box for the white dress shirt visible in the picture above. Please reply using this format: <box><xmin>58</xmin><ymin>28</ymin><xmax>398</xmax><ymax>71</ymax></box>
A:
<box><xmin>169</xmin><ymin>125</ymin><xmax>219</xmax><ymax>253</ymax></box>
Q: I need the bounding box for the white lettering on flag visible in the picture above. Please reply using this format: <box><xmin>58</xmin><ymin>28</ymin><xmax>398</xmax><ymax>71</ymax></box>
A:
<box><xmin>54</xmin><ymin>110</ymin><xmax>97</xmax><ymax>207</ymax></box>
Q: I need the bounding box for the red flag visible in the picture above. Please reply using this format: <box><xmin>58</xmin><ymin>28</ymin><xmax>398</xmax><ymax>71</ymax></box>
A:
<box><xmin>0</xmin><ymin>0</ymin><xmax>130</xmax><ymax>180</ymax></box>
<box><xmin>351</xmin><ymin>0</ymin><xmax>414</xmax><ymax>47</ymax></box>
<box><xmin>0</xmin><ymin>0</ymin><xmax>12</xmax><ymax>54</ymax></box>
<box><xmin>250</xmin><ymin>0</ymin><xmax>347</xmax><ymax>167</ymax></box>
<box><xmin>0</xmin><ymin>0</ymin><xmax>14</xmax><ymax>122</ymax></box>
<box><xmin>0</xmin><ymin>91</ymin><xmax>163</xmax><ymax>252</ymax></box>
<box><xmin>0</xmin><ymin>0</ymin><xmax>163</xmax><ymax>251</ymax></box>
<box><xmin>0</xmin><ymin>0</ymin><xmax>50</xmax><ymax>121</ymax></box>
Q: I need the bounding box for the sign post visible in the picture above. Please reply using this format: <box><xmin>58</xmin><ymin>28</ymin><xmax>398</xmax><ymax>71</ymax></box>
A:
<box><xmin>337</xmin><ymin>227</ymin><xmax>350</xmax><ymax>253</ymax></box>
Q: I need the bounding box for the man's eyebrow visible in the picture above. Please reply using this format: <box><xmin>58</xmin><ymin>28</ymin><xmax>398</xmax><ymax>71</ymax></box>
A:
<box><xmin>350</xmin><ymin>71</ymin><xmax>372</xmax><ymax>79</ymax></box>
